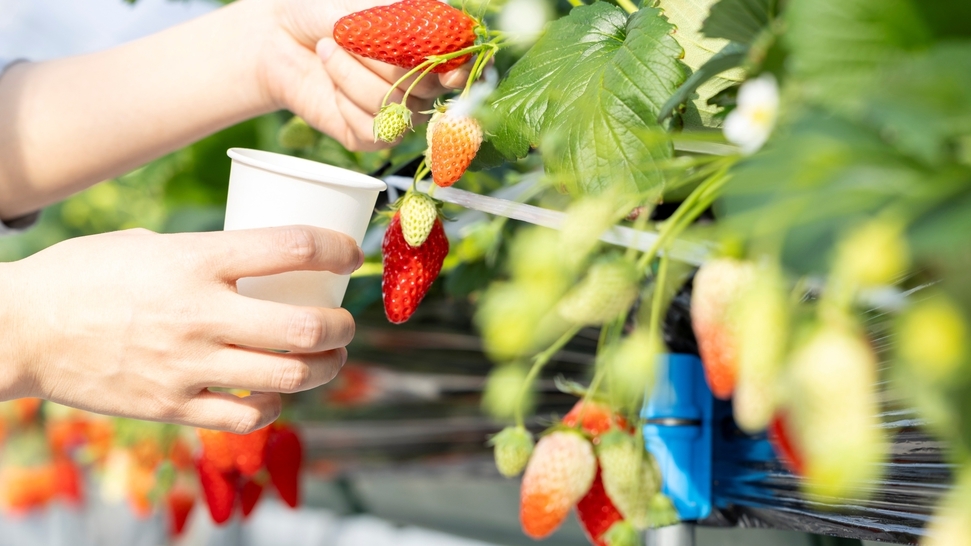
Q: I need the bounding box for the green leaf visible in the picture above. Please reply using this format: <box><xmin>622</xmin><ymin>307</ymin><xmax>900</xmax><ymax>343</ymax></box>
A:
<box><xmin>721</xmin><ymin>114</ymin><xmax>928</xmax><ymax>275</ymax></box>
<box><xmin>489</xmin><ymin>3</ymin><xmax>688</xmax><ymax>196</ymax></box>
<box><xmin>658</xmin><ymin>0</ymin><xmax>746</xmax><ymax>128</ymax></box>
<box><xmin>863</xmin><ymin>43</ymin><xmax>971</xmax><ymax>165</ymax></box>
<box><xmin>701</xmin><ymin>0</ymin><xmax>774</xmax><ymax>45</ymax></box>
<box><xmin>658</xmin><ymin>42</ymin><xmax>747</xmax><ymax>123</ymax></box>
<box><xmin>785</xmin><ymin>0</ymin><xmax>933</xmax><ymax>107</ymax></box>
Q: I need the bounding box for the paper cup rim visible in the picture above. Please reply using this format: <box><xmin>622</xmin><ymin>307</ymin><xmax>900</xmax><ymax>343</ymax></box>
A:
<box><xmin>227</xmin><ymin>148</ymin><xmax>387</xmax><ymax>191</ymax></box>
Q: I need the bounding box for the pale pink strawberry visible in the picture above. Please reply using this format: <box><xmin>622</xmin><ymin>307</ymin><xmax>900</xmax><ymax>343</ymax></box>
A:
<box><xmin>690</xmin><ymin>258</ymin><xmax>755</xmax><ymax>399</ymax></box>
<box><xmin>520</xmin><ymin>431</ymin><xmax>597</xmax><ymax>539</ymax></box>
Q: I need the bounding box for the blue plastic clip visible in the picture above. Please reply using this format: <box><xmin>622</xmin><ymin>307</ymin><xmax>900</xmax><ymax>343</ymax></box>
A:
<box><xmin>642</xmin><ymin>353</ymin><xmax>713</xmax><ymax>520</ymax></box>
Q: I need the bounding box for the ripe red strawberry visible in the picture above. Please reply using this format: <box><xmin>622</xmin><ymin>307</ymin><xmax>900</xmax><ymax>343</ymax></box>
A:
<box><xmin>334</xmin><ymin>0</ymin><xmax>477</xmax><ymax>73</ymax></box>
<box><xmin>382</xmin><ymin>211</ymin><xmax>449</xmax><ymax>324</ymax></box>
<box><xmin>690</xmin><ymin>258</ymin><xmax>755</xmax><ymax>399</ymax></box>
<box><xmin>166</xmin><ymin>485</ymin><xmax>195</xmax><ymax>537</ymax></box>
<box><xmin>768</xmin><ymin>412</ymin><xmax>803</xmax><ymax>476</ymax></box>
<box><xmin>265</xmin><ymin>424</ymin><xmax>303</xmax><ymax>508</ymax></box>
<box><xmin>575</xmin><ymin>470</ymin><xmax>624</xmax><ymax>546</ymax></box>
<box><xmin>429</xmin><ymin>110</ymin><xmax>482</xmax><ymax>187</ymax></box>
<box><xmin>195</xmin><ymin>456</ymin><xmax>236</xmax><ymax>525</ymax></box>
<box><xmin>52</xmin><ymin>456</ymin><xmax>83</xmax><ymax>506</ymax></box>
<box><xmin>197</xmin><ymin>429</ymin><xmax>235</xmax><ymax>473</ymax></box>
<box><xmin>562</xmin><ymin>399</ymin><xmax>628</xmax><ymax>438</ymax></box>
<box><xmin>520</xmin><ymin>430</ymin><xmax>597</xmax><ymax>539</ymax></box>
<box><xmin>230</xmin><ymin>427</ymin><xmax>270</xmax><ymax>478</ymax></box>
<box><xmin>240</xmin><ymin>479</ymin><xmax>264</xmax><ymax>519</ymax></box>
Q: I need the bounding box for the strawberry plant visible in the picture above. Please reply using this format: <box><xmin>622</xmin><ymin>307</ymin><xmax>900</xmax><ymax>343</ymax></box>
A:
<box><xmin>321</xmin><ymin>0</ymin><xmax>971</xmax><ymax>542</ymax></box>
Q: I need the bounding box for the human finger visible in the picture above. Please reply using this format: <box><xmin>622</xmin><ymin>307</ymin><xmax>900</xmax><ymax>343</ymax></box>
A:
<box><xmin>216</xmin><ymin>298</ymin><xmax>356</xmax><ymax>353</ymax></box>
<box><xmin>193</xmin><ymin>226</ymin><xmax>364</xmax><ymax>280</ymax></box>
<box><xmin>201</xmin><ymin>346</ymin><xmax>347</xmax><ymax>394</ymax></box>
<box><xmin>179</xmin><ymin>391</ymin><xmax>282</xmax><ymax>434</ymax></box>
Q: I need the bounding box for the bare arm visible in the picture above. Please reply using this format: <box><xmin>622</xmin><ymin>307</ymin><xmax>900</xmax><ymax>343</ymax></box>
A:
<box><xmin>0</xmin><ymin>0</ymin><xmax>464</xmax><ymax>220</ymax></box>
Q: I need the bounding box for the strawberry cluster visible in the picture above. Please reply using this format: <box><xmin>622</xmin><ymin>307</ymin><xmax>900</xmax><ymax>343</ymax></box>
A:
<box><xmin>493</xmin><ymin>399</ymin><xmax>677</xmax><ymax>546</ymax></box>
<box><xmin>195</xmin><ymin>423</ymin><xmax>303</xmax><ymax>525</ymax></box>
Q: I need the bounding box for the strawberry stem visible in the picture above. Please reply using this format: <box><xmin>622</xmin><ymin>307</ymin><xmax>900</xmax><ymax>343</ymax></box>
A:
<box><xmin>514</xmin><ymin>325</ymin><xmax>582</xmax><ymax>429</ymax></box>
<box><xmin>382</xmin><ymin>59</ymin><xmax>436</xmax><ymax>108</ymax></box>
<box><xmin>617</xmin><ymin>0</ymin><xmax>638</xmax><ymax>14</ymax></box>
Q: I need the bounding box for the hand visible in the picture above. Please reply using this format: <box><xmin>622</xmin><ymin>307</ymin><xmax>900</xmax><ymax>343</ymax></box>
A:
<box><xmin>0</xmin><ymin>226</ymin><xmax>364</xmax><ymax>433</ymax></box>
<box><xmin>258</xmin><ymin>0</ymin><xmax>470</xmax><ymax>151</ymax></box>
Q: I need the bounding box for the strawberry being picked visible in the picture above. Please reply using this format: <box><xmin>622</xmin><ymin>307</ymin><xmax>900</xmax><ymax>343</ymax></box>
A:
<box><xmin>333</xmin><ymin>0</ymin><xmax>478</xmax><ymax>73</ymax></box>
<box><xmin>382</xmin><ymin>208</ymin><xmax>449</xmax><ymax>324</ymax></box>
<box><xmin>265</xmin><ymin>423</ymin><xmax>303</xmax><ymax>508</ymax></box>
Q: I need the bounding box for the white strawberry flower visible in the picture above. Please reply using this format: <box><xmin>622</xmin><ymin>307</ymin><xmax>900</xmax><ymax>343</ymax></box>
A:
<box><xmin>497</xmin><ymin>0</ymin><xmax>552</xmax><ymax>44</ymax></box>
<box><xmin>447</xmin><ymin>66</ymin><xmax>497</xmax><ymax>119</ymax></box>
<box><xmin>724</xmin><ymin>74</ymin><xmax>779</xmax><ymax>154</ymax></box>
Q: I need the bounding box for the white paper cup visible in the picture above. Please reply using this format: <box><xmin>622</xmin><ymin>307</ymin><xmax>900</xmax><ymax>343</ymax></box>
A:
<box><xmin>223</xmin><ymin>148</ymin><xmax>386</xmax><ymax>308</ymax></box>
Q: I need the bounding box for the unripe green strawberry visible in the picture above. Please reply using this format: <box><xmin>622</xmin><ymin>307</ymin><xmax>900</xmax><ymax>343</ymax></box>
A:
<box><xmin>398</xmin><ymin>192</ymin><xmax>439</xmax><ymax>247</ymax></box>
<box><xmin>834</xmin><ymin>217</ymin><xmax>909</xmax><ymax>288</ymax></box>
<box><xmin>605</xmin><ymin>328</ymin><xmax>663</xmax><ymax>413</ymax></box>
<box><xmin>603</xmin><ymin>520</ymin><xmax>639</xmax><ymax>546</ymax></box>
<box><xmin>429</xmin><ymin>109</ymin><xmax>483</xmax><ymax>187</ymax></box>
<box><xmin>898</xmin><ymin>293</ymin><xmax>967</xmax><ymax>383</ymax></box>
<box><xmin>786</xmin><ymin>321</ymin><xmax>884</xmax><ymax>500</ymax></box>
<box><xmin>489</xmin><ymin>426</ymin><xmax>535</xmax><ymax>478</ymax></box>
<box><xmin>520</xmin><ymin>430</ymin><xmax>597</xmax><ymax>538</ymax></box>
<box><xmin>373</xmin><ymin>103</ymin><xmax>413</xmax><ymax>143</ymax></box>
<box><xmin>333</xmin><ymin>0</ymin><xmax>477</xmax><ymax>74</ymax></box>
<box><xmin>645</xmin><ymin>493</ymin><xmax>679</xmax><ymax>528</ymax></box>
<box><xmin>558</xmin><ymin>254</ymin><xmax>639</xmax><ymax>325</ymax></box>
<box><xmin>277</xmin><ymin>116</ymin><xmax>317</xmax><ymax>150</ymax></box>
<box><xmin>597</xmin><ymin>430</ymin><xmax>659</xmax><ymax>529</ymax></box>
<box><xmin>691</xmin><ymin>258</ymin><xmax>756</xmax><ymax>399</ymax></box>
<box><xmin>482</xmin><ymin>365</ymin><xmax>533</xmax><ymax>421</ymax></box>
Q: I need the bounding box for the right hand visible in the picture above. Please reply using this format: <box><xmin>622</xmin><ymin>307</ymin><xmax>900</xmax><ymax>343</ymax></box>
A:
<box><xmin>0</xmin><ymin>226</ymin><xmax>363</xmax><ymax>433</ymax></box>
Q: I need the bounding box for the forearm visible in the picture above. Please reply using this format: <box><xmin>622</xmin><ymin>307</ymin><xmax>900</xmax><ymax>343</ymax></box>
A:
<box><xmin>0</xmin><ymin>0</ymin><xmax>279</xmax><ymax>220</ymax></box>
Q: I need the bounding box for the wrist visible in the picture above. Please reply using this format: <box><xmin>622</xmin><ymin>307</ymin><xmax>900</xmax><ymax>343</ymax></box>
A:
<box><xmin>0</xmin><ymin>261</ymin><xmax>36</xmax><ymax>400</ymax></box>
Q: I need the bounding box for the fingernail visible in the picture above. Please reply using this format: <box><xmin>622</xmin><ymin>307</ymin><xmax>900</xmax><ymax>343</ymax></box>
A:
<box><xmin>355</xmin><ymin>247</ymin><xmax>365</xmax><ymax>270</ymax></box>
<box><xmin>339</xmin><ymin>347</ymin><xmax>348</xmax><ymax>368</ymax></box>
<box><xmin>317</xmin><ymin>38</ymin><xmax>338</xmax><ymax>62</ymax></box>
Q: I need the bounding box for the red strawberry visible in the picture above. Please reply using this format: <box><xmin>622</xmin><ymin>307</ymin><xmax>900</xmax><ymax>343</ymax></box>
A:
<box><xmin>197</xmin><ymin>429</ymin><xmax>235</xmax><ymax>473</ymax></box>
<box><xmin>690</xmin><ymin>258</ymin><xmax>755</xmax><ymax>399</ymax></box>
<box><xmin>562</xmin><ymin>399</ymin><xmax>628</xmax><ymax>438</ymax></box>
<box><xmin>166</xmin><ymin>486</ymin><xmax>195</xmax><ymax>537</ymax></box>
<box><xmin>265</xmin><ymin>424</ymin><xmax>303</xmax><ymax>508</ymax></box>
<box><xmin>195</xmin><ymin>457</ymin><xmax>236</xmax><ymax>525</ymax></box>
<box><xmin>381</xmin><ymin>211</ymin><xmax>449</xmax><ymax>324</ymax></box>
<box><xmin>52</xmin><ymin>456</ymin><xmax>83</xmax><ymax>506</ymax></box>
<box><xmin>333</xmin><ymin>0</ymin><xmax>477</xmax><ymax>73</ymax></box>
<box><xmin>768</xmin><ymin>412</ymin><xmax>803</xmax><ymax>476</ymax></box>
<box><xmin>240</xmin><ymin>479</ymin><xmax>264</xmax><ymax>519</ymax></box>
<box><xmin>230</xmin><ymin>427</ymin><xmax>270</xmax><ymax>478</ymax></box>
<box><xmin>520</xmin><ymin>430</ymin><xmax>597</xmax><ymax>539</ymax></box>
<box><xmin>429</xmin><ymin>110</ymin><xmax>482</xmax><ymax>187</ymax></box>
<box><xmin>575</xmin><ymin>470</ymin><xmax>624</xmax><ymax>546</ymax></box>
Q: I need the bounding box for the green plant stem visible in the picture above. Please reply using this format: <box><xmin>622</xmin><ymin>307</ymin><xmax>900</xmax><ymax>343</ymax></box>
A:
<box><xmin>402</xmin><ymin>63</ymin><xmax>439</xmax><ymax>104</ymax></box>
<box><xmin>648</xmin><ymin>253</ymin><xmax>670</xmax><ymax>341</ymax></box>
<box><xmin>616</xmin><ymin>0</ymin><xmax>639</xmax><ymax>14</ymax></box>
<box><xmin>514</xmin><ymin>326</ymin><xmax>582</xmax><ymax>429</ymax></box>
<box><xmin>635</xmin><ymin>163</ymin><xmax>731</xmax><ymax>273</ymax></box>
<box><xmin>412</xmin><ymin>160</ymin><xmax>430</xmax><ymax>189</ymax></box>
<box><xmin>462</xmin><ymin>45</ymin><xmax>498</xmax><ymax>97</ymax></box>
<box><xmin>380</xmin><ymin>43</ymin><xmax>494</xmax><ymax>108</ymax></box>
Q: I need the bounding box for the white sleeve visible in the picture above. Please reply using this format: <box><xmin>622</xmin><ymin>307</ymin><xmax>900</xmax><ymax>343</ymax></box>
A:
<box><xmin>0</xmin><ymin>57</ymin><xmax>40</xmax><ymax>236</ymax></box>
